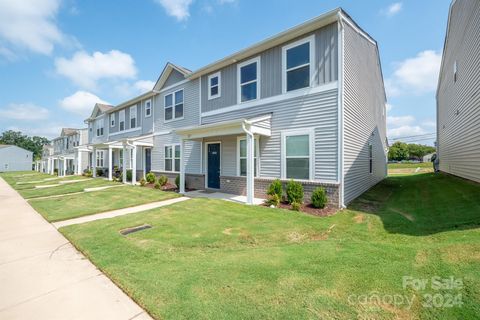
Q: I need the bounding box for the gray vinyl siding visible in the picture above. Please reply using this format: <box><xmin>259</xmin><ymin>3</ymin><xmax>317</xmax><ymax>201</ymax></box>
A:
<box><xmin>201</xmin><ymin>23</ymin><xmax>338</xmax><ymax>113</ymax></box>
<box><xmin>107</xmin><ymin>100</ymin><xmax>153</xmax><ymax>140</ymax></box>
<box><xmin>88</xmin><ymin>115</ymin><xmax>108</xmax><ymax>145</ymax></box>
<box><xmin>342</xmin><ymin>23</ymin><xmax>387</xmax><ymax>205</ymax></box>
<box><xmin>163</xmin><ymin>69</ymin><xmax>186</xmax><ymax>88</ymax></box>
<box><xmin>152</xmin><ymin>132</ymin><xmax>201</xmax><ymax>174</ymax></box>
<box><xmin>0</xmin><ymin>146</ymin><xmax>33</xmax><ymax>172</ymax></box>
<box><xmin>202</xmin><ymin>88</ymin><xmax>339</xmax><ymax>182</ymax></box>
<box><xmin>437</xmin><ymin>0</ymin><xmax>480</xmax><ymax>183</ymax></box>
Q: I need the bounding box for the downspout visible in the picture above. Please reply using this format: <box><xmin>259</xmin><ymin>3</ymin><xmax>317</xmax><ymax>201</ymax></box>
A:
<box><xmin>242</xmin><ymin>121</ymin><xmax>255</xmax><ymax>205</ymax></box>
<box><xmin>337</xmin><ymin>11</ymin><xmax>346</xmax><ymax>209</ymax></box>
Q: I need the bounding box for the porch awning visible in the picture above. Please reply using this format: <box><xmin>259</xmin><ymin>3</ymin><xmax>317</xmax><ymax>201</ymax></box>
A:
<box><xmin>176</xmin><ymin>114</ymin><xmax>272</xmax><ymax>140</ymax></box>
<box><xmin>90</xmin><ymin>134</ymin><xmax>154</xmax><ymax>149</ymax></box>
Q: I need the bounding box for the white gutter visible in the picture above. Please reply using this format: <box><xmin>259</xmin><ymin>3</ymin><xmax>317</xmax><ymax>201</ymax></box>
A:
<box><xmin>337</xmin><ymin>12</ymin><xmax>346</xmax><ymax>209</ymax></box>
<box><xmin>241</xmin><ymin>121</ymin><xmax>255</xmax><ymax>205</ymax></box>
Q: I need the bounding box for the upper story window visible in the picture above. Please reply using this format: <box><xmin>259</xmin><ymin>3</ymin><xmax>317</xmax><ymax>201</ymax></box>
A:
<box><xmin>119</xmin><ymin>110</ymin><xmax>125</xmax><ymax>131</ymax></box>
<box><xmin>281</xmin><ymin>129</ymin><xmax>314</xmax><ymax>180</ymax></box>
<box><xmin>96</xmin><ymin>119</ymin><xmax>104</xmax><ymax>137</ymax></box>
<box><xmin>208</xmin><ymin>72</ymin><xmax>221</xmax><ymax>100</ymax></box>
<box><xmin>238</xmin><ymin>57</ymin><xmax>260</xmax><ymax>103</ymax></box>
<box><xmin>282</xmin><ymin>35</ymin><xmax>314</xmax><ymax>93</ymax></box>
<box><xmin>110</xmin><ymin>113</ymin><xmax>115</xmax><ymax>127</ymax></box>
<box><xmin>164</xmin><ymin>89</ymin><xmax>184</xmax><ymax>121</ymax></box>
<box><xmin>145</xmin><ymin>99</ymin><xmax>152</xmax><ymax>117</ymax></box>
<box><xmin>130</xmin><ymin>105</ymin><xmax>137</xmax><ymax>129</ymax></box>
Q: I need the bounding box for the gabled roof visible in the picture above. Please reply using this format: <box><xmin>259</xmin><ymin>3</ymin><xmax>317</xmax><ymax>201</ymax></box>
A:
<box><xmin>85</xmin><ymin>103</ymin><xmax>114</xmax><ymax>122</ymax></box>
<box><xmin>153</xmin><ymin>62</ymin><xmax>191</xmax><ymax>91</ymax></box>
<box><xmin>61</xmin><ymin>128</ymin><xmax>78</xmax><ymax>136</ymax></box>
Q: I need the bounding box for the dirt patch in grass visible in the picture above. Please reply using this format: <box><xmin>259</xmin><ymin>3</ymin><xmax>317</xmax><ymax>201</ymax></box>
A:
<box><xmin>441</xmin><ymin>244</ymin><xmax>480</xmax><ymax>263</ymax></box>
<box><xmin>264</xmin><ymin>202</ymin><xmax>337</xmax><ymax>217</ymax></box>
<box><xmin>354</xmin><ymin>214</ymin><xmax>365</xmax><ymax>223</ymax></box>
<box><xmin>222</xmin><ymin>228</ymin><xmax>233</xmax><ymax>235</ymax></box>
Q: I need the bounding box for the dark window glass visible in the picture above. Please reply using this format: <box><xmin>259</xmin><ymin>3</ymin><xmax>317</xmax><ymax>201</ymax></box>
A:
<box><xmin>131</xmin><ymin>118</ymin><xmax>136</xmax><ymax>128</ymax></box>
<box><xmin>287</xmin><ymin>65</ymin><xmax>310</xmax><ymax>91</ymax></box>
<box><xmin>241</xmin><ymin>82</ymin><xmax>257</xmax><ymax>102</ymax></box>
<box><xmin>240</xmin><ymin>62</ymin><xmax>257</xmax><ymax>83</ymax></box>
<box><xmin>175</xmin><ymin>104</ymin><xmax>183</xmax><ymax>118</ymax></box>
<box><xmin>286</xmin><ymin>158</ymin><xmax>309</xmax><ymax>179</ymax></box>
<box><xmin>211</xmin><ymin>86</ymin><xmax>218</xmax><ymax>96</ymax></box>
<box><xmin>120</xmin><ymin>122</ymin><xmax>124</xmax><ymax>131</ymax></box>
<box><xmin>175</xmin><ymin>159</ymin><xmax>180</xmax><ymax>172</ymax></box>
<box><xmin>165</xmin><ymin>107</ymin><xmax>173</xmax><ymax>121</ymax></box>
<box><xmin>286</xmin><ymin>42</ymin><xmax>310</xmax><ymax>69</ymax></box>
<box><xmin>165</xmin><ymin>94</ymin><xmax>173</xmax><ymax>107</ymax></box>
<box><xmin>210</xmin><ymin>76</ymin><xmax>218</xmax><ymax>87</ymax></box>
<box><xmin>165</xmin><ymin>159</ymin><xmax>172</xmax><ymax>171</ymax></box>
<box><xmin>175</xmin><ymin>90</ymin><xmax>183</xmax><ymax>104</ymax></box>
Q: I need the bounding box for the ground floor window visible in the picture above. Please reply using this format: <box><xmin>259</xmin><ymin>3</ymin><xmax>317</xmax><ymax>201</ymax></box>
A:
<box><xmin>281</xmin><ymin>129</ymin><xmax>314</xmax><ymax>180</ymax></box>
<box><xmin>165</xmin><ymin>144</ymin><xmax>180</xmax><ymax>172</ymax></box>
<box><xmin>96</xmin><ymin>150</ymin><xmax>105</xmax><ymax>167</ymax></box>
<box><xmin>237</xmin><ymin>136</ymin><xmax>259</xmax><ymax>177</ymax></box>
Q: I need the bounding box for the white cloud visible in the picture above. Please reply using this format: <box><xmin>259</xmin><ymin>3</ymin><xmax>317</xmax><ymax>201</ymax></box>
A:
<box><xmin>0</xmin><ymin>103</ymin><xmax>49</xmax><ymax>120</ymax></box>
<box><xmin>386</xmin><ymin>50</ymin><xmax>442</xmax><ymax>97</ymax></box>
<box><xmin>388</xmin><ymin>125</ymin><xmax>426</xmax><ymax>139</ymax></box>
<box><xmin>0</xmin><ymin>0</ymin><xmax>65</xmax><ymax>55</ymax></box>
<box><xmin>154</xmin><ymin>0</ymin><xmax>193</xmax><ymax>21</ymax></box>
<box><xmin>7</xmin><ymin>123</ymin><xmax>70</xmax><ymax>139</ymax></box>
<box><xmin>383</xmin><ymin>2</ymin><xmax>402</xmax><ymax>17</ymax></box>
<box><xmin>59</xmin><ymin>91</ymin><xmax>108</xmax><ymax>116</ymax></box>
<box><xmin>387</xmin><ymin>115</ymin><xmax>415</xmax><ymax>127</ymax></box>
<box><xmin>386</xmin><ymin>103</ymin><xmax>393</xmax><ymax>112</ymax></box>
<box><xmin>55</xmin><ymin>50</ymin><xmax>137</xmax><ymax>89</ymax></box>
<box><xmin>134</xmin><ymin>80</ymin><xmax>155</xmax><ymax>92</ymax></box>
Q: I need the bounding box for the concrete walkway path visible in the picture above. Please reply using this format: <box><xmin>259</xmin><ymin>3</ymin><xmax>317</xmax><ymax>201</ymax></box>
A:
<box><xmin>0</xmin><ymin>177</ymin><xmax>152</xmax><ymax>320</ymax></box>
<box><xmin>53</xmin><ymin>196</ymin><xmax>190</xmax><ymax>228</ymax></box>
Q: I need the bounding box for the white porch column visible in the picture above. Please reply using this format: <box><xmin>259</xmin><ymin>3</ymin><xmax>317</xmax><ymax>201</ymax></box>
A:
<box><xmin>63</xmin><ymin>158</ymin><xmax>67</xmax><ymax>176</ymax></box>
<box><xmin>246</xmin><ymin>132</ymin><xmax>254</xmax><ymax>205</ymax></box>
<box><xmin>92</xmin><ymin>148</ymin><xmax>97</xmax><ymax>178</ymax></box>
<box><xmin>77</xmin><ymin>151</ymin><xmax>82</xmax><ymax>175</ymax></box>
<box><xmin>108</xmin><ymin>147</ymin><xmax>113</xmax><ymax>181</ymax></box>
<box><xmin>132</xmin><ymin>145</ymin><xmax>137</xmax><ymax>185</ymax></box>
<box><xmin>179</xmin><ymin>139</ymin><xmax>185</xmax><ymax>194</ymax></box>
<box><xmin>122</xmin><ymin>143</ymin><xmax>127</xmax><ymax>184</ymax></box>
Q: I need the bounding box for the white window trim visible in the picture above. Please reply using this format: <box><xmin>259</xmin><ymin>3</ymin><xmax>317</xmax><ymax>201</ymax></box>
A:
<box><xmin>110</xmin><ymin>113</ymin><xmax>115</xmax><ymax>127</ymax></box>
<box><xmin>96</xmin><ymin>150</ymin><xmax>105</xmax><ymax>167</ymax></box>
<box><xmin>96</xmin><ymin>119</ymin><xmax>104</xmax><ymax>137</ymax></box>
<box><xmin>119</xmin><ymin>110</ymin><xmax>125</xmax><ymax>131</ymax></box>
<box><xmin>130</xmin><ymin>105</ymin><xmax>137</xmax><ymax>129</ymax></box>
<box><xmin>280</xmin><ymin>128</ymin><xmax>315</xmax><ymax>181</ymax></box>
<box><xmin>164</xmin><ymin>89</ymin><xmax>184</xmax><ymax>122</ymax></box>
<box><xmin>208</xmin><ymin>72</ymin><xmax>221</xmax><ymax>100</ymax></box>
<box><xmin>164</xmin><ymin>143</ymin><xmax>181</xmax><ymax>172</ymax></box>
<box><xmin>236</xmin><ymin>136</ymin><xmax>260</xmax><ymax>177</ymax></box>
<box><xmin>145</xmin><ymin>99</ymin><xmax>152</xmax><ymax>118</ymax></box>
<box><xmin>237</xmin><ymin>56</ymin><xmax>261</xmax><ymax>104</ymax></box>
<box><xmin>281</xmin><ymin>35</ymin><xmax>315</xmax><ymax>94</ymax></box>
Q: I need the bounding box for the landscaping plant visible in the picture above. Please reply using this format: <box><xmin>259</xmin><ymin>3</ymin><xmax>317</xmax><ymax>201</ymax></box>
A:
<box><xmin>286</xmin><ymin>180</ymin><xmax>304</xmax><ymax>205</ymax></box>
<box><xmin>158</xmin><ymin>175</ymin><xmax>168</xmax><ymax>186</ymax></box>
<box><xmin>311</xmin><ymin>187</ymin><xmax>328</xmax><ymax>209</ymax></box>
<box><xmin>145</xmin><ymin>172</ymin><xmax>156</xmax><ymax>184</ymax></box>
<box><xmin>154</xmin><ymin>181</ymin><xmax>161</xmax><ymax>189</ymax></box>
<box><xmin>139</xmin><ymin>178</ymin><xmax>146</xmax><ymax>187</ymax></box>
<box><xmin>175</xmin><ymin>175</ymin><xmax>180</xmax><ymax>189</ymax></box>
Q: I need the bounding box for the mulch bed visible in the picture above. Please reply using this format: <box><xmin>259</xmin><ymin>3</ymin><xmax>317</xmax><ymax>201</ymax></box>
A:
<box><xmin>263</xmin><ymin>201</ymin><xmax>337</xmax><ymax>217</ymax></box>
<box><xmin>142</xmin><ymin>182</ymin><xmax>178</xmax><ymax>191</ymax></box>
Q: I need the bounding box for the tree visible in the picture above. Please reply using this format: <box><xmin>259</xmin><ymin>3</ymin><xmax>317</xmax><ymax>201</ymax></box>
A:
<box><xmin>0</xmin><ymin>130</ymin><xmax>50</xmax><ymax>160</ymax></box>
<box><xmin>407</xmin><ymin>143</ymin><xmax>436</xmax><ymax>161</ymax></box>
<box><xmin>388</xmin><ymin>141</ymin><xmax>409</xmax><ymax>161</ymax></box>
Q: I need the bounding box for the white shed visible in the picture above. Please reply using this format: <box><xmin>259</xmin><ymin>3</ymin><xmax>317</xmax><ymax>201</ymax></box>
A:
<box><xmin>423</xmin><ymin>153</ymin><xmax>435</xmax><ymax>163</ymax></box>
<box><xmin>0</xmin><ymin>145</ymin><xmax>33</xmax><ymax>172</ymax></box>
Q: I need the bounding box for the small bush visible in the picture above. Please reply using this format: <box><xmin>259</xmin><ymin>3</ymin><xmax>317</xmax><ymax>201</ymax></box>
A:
<box><xmin>286</xmin><ymin>180</ymin><xmax>304</xmax><ymax>204</ymax></box>
<box><xmin>311</xmin><ymin>187</ymin><xmax>328</xmax><ymax>209</ymax></box>
<box><xmin>139</xmin><ymin>178</ymin><xmax>146</xmax><ymax>187</ymax></box>
<box><xmin>158</xmin><ymin>175</ymin><xmax>168</xmax><ymax>186</ymax></box>
<box><xmin>175</xmin><ymin>175</ymin><xmax>180</xmax><ymax>188</ymax></box>
<box><xmin>96</xmin><ymin>167</ymin><xmax>103</xmax><ymax>177</ymax></box>
<box><xmin>291</xmin><ymin>201</ymin><xmax>301</xmax><ymax>211</ymax></box>
<box><xmin>267</xmin><ymin>179</ymin><xmax>283</xmax><ymax>199</ymax></box>
<box><xmin>54</xmin><ymin>168</ymin><xmax>58</xmax><ymax>175</ymax></box>
<box><xmin>154</xmin><ymin>181</ymin><xmax>161</xmax><ymax>189</ymax></box>
<box><xmin>266</xmin><ymin>193</ymin><xmax>281</xmax><ymax>207</ymax></box>
<box><xmin>126</xmin><ymin>169</ymin><xmax>132</xmax><ymax>182</ymax></box>
<box><xmin>145</xmin><ymin>172</ymin><xmax>156</xmax><ymax>184</ymax></box>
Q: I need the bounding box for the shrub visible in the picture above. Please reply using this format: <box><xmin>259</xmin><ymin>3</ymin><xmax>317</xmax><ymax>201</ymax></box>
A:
<box><xmin>126</xmin><ymin>169</ymin><xmax>132</xmax><ymax>182</ymax></box>
<box><xmin>291</xmin><ymin>201</ymin><xmax>301</xmax><ymax>211</ymax></box>
<box><xmin>311</xmin><ymin>187</ymin><xmax>328</xmax><ymax>209</ymax></box>
<box><xmin>286</xmin><ymin>180</ymin><xmax>304</xmax><ymax>204</ymax></box>
<box><xmin>83</xmin><ymin>169</ymin><xmax>92</xmax><ymax>178</ymax></box>
<box><xmin>175</xmin><ymin>175</ymin><xmax>180</xmax><ymax>188</ymax></box>
<box><xmin>145</xmin><ymin>172</ymin><xmax>156</xmax><ymax>184</ymax></box>
<box><xmin>96</xmin><ymin>167</ymin><xmax>103</xmax><ymax>177</ymax></box>
<box><xmin>54</xmin><ymin>168</ymin><xmax>58</xmax><ymax>175</ymax></box>
<box><xmin>154</xmin><ymin>181</ymin><xmax>161</xmax><ymax>189</ymax></box>
<box><xmin>158</xmin><ymin>175</ymin><xmax>168</xmax><ymax>186</ymax></box>
<box><xmin>266</xmin><ymin>193</ymin><xmax>281</xmax><ymax>207</ymax></box>
<box><xmin>267</xmin><ymin>179</ymin><xmax>283</xmax><ymax>199</ymax></box>
<box><xmin>139</xmin><ymin>178</ymin><xmax>146</xmax><ymax>187</ymax></box>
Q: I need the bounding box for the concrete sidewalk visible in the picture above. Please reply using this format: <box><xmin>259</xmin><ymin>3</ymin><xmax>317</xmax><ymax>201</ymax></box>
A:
<box><xmin>0</xmin><ymin>177</ymin><xmax>152</xmax><ymax>320</ymax></box>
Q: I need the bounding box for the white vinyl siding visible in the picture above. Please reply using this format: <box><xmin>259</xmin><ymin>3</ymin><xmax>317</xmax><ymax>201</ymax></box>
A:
<box><xmin>237</xmin><ymin>57</ymin><xmax>260</xmax><ymax>103</ymax></box>
<box><xmin>282</xmin><ymin>35</ymin><xmax>315</xmax><ymax>93</ymax></box>
<box><xmin>208</xmin><ymin>72</ymin><xmax>221</xmax><ymax>100</ymax></box>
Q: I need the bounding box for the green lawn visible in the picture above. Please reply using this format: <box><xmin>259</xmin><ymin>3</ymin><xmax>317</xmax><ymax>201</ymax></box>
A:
<box><xmin>19</xmin><ymin>178</ymin><xmax>119</xmax><ymax>199</ymax></box>
<box><xmin>60</xmin><ymin>173</ymin><xmax>480</xmax><ymax>319</ymax></box>
<box><xmin>13</xmin><ymin>175</ymin><xmax>90</xmax><ymax>191</ymax></box>
<box><xmin>30</xmin><ymin>186</ymin><xmax>181</xmax><ymax>222</ymax></box>
<box><xmin>388</xmin><ymin>162</ymin><xmax>432</xmax><ymax>169</ymax></box>
<box><xmin>0</xmin><ymin>171</ymin><xmax>52</xmax><ymax>186</ymax></box>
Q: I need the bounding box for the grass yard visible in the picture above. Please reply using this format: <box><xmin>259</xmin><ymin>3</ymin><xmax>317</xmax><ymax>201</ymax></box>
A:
<box><xmin>13</xmin><ymin>175</ymin><xmax>91</xmax><ymax>191</ymax></box>
<box><xmin>30</xmin><ymin>185</ymin><xmax>181</xmax><ymax>222</ymax></box>
<box><xmin>388</xmin><ymin>162</ymin><xmax>434</xmax><ymax>176</ymax></box>
<box><xmin>60</xmin><ymin>173</ymin><xmax>480</xmax><ymax>319</ymax></box>
<box><xmin>0</xmin><ymin>171</ymin><xmax>52</xmax><ymax>186</ymax></box>
<box><xmin>19</xmin><ymin>178</ymin><xmax>119</xmax><ymax>199</ymax></box>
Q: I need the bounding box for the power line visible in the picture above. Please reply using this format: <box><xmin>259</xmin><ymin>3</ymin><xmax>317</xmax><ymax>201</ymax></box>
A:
<box><xmin>389</xmin><ymin>133</ymin><xmax>436</xmax><ymax>140</ymax></box>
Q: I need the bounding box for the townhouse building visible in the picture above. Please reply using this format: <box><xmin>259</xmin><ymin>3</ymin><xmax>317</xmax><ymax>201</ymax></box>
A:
<box><xmin>46</xmin><ymin>128</ymin><xmax>89</xmax><ymax>176</ymax></box>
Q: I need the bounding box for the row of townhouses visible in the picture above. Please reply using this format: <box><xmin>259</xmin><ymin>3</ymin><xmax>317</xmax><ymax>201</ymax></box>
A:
<box><xmin>37</xmin><ymin>8</ymin><xmax>388</xmax><ymax>207</ymax></box>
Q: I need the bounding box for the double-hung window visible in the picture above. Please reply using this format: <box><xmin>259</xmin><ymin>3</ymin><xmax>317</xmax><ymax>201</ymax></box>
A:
<box><xmin>164</xmin><ymin>90</ymin><xmax>184</xmax><ymax>121</ymax></box>
<box><xmin>130</xmin><ymin>105</ymin><xmax>137</xmax><ymax>129</ymax></box>
<box><xmin>164</xmin><ymin>144</ymin><xmax>181</xmax><ymax>172</ymax></box>
<box><xmin>96</xmin><ymin>151</ymin><xmax>104</xmax><ymax>167</ymax></box>
<box><xmin>238</xmin><ymin>57</ymin><xmax>260</xmax><ymax>103</ymax></box>
<box><xmin>282</xmin><ymin>35</ymin><xmax>314</xmax><ymax>93</ymax></box>
<box><xmin>281</xmin><ymin>129</ymin><xmax>313</xmax><ymax>180</ymax></box>
<box><xmin>208</xmin><ymin>72</ymin><xmax>221</xmax><ymax>100</ymax></box>
<box><xmin>369</xmin><ymin>144</ymin><xmax>373</xmax><ymax>174</ymax></box>
<box><xmin>145</xmin><ymin>99</ymin><xmax>152</xmax><ymax>117</ymax></box>
<box><xmin>96</xmin><ymin>119</ymin><xmax>104</xmax><ymax>136</ymax></box>
<box><xmin>110</xmin><ymin>113</ymin><xmax>115</xmax><ymax>127</ymax></box>
<box><xmin>237</xmin><ymin>137</ymin><xmax>259</xmax><ymax>177</ymax></box>
<box><xmin>119</xmin><ymin>110</ymin><xmax>125</xmax><ymax>131</ymax></box>
<box><xmin>119</xmin><ymin>149</ymin><xmax>124</xmax><ymax>166</ymax></box>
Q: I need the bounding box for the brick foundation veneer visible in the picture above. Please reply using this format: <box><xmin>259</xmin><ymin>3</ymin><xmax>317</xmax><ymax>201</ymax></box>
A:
<box><xmin>152</xmin><ymin>171</ymin><xmax>205</xmax><ymax>190</ymax></box>
<box><xmin>220</xmin><ymin>176</ymin><xmax>340</xmax><ymax>207</ymax></box>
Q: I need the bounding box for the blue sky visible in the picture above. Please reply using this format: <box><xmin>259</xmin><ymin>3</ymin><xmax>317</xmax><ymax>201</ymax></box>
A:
<box><xmin>0</xmin><ymin>0</ymin><xmax>450</xmax><ymax>145</ymax></box>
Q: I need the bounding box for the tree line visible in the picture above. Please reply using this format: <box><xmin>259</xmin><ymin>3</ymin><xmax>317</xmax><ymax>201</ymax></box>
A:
<box><xmin>388</xmin><ymin>141</ymin><xmax>436</xmax><ymax>162</ymax></box>
<box><xmin>0</xmin><ymin>130</ymin><xmax>50</xmax><ymax>160</ymax></box>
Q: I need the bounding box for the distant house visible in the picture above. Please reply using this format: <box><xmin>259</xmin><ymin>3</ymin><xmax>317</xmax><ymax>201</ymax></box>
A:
<box><xmin>437</xmin><ymin>0</ymin><xmax>480</xmax><ymax>183</ymax></box>
<box><xmin>423</xmin><ymin>153</ymin><xmax>435</xmax><ymax>163</ymax></box>
<box><xmin>0</xmin><ymin>145</ymin><xmax>33</xmax><ymax>172</ymax></box>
